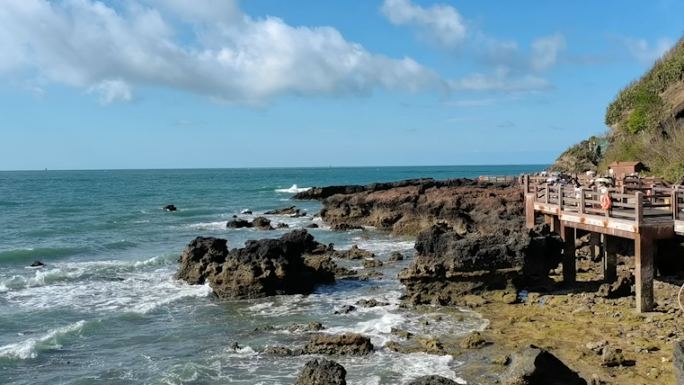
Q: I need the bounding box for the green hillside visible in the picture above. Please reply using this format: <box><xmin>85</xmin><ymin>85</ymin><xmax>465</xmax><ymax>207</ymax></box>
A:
<box><xmin>551</xmin><ymin>34</ymin><xmax>684</xmax><ymax>181</ymax></box>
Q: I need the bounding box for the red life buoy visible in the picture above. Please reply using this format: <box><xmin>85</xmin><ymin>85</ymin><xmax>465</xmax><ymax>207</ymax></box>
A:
<box><xmin>600</xmin><ymin>194</ymin><xmax>611</xmax><ymax>211</ymax></box>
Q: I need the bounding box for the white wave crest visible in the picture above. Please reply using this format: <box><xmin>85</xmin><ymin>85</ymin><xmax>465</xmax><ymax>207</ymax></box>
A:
<box><xmin>275</xmin><ymin>184</ymin><xmax>311</xmax><ymax>193</ymax></box>
<box><xmin>0</xmin><ymin>320</ymin><xmax>87</xmax><ymax>360</ymax></box>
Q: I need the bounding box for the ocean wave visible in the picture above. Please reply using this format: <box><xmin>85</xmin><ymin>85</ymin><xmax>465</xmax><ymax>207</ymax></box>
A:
<box><xmin>0</xmin><ymin>320</ymin><xmax>87</xmax><ymax>360</ymax></box>
<box><xmin>275</xmin><ymin>184</ymin><xmax>311</xmax><ymax>193</ymax></box>
<box><xmin>4</xmin><ymin>270</ymin><xmax>213</xmax><ymax>314</ymax></box>
<box><xmin>0</xmin><ymin>254</ymin><xmax>180</xmax><ymax>291</ymax></box>
<box><xmin>0</xmin><ymin>246</ymin><xmax>83</xmax><ymax>263</ymax></box>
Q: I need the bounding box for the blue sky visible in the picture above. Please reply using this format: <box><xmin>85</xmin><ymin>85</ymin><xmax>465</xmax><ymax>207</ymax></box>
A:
<box><xmin>0</xmin><ymin>0</ymin><xmax>682</xmax><ymax>170</ymax></box>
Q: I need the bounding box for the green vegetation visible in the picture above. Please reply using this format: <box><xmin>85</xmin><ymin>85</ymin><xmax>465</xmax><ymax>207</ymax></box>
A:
<box><xmin>605</xmin><ymin>36</ymin><xmax>684</xmax><ymax>130</ymax></box>
<box><xmin>553</xmin><ymin>33</ymin><xmax>684</xmax><ymax>180</ymax></box>
<box><xmin>549</xmin><ymin>136</ymin><xmax>606</xmax><ymax>173</ymax></box>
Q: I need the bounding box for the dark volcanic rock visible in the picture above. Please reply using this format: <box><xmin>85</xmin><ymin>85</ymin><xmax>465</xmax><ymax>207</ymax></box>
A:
<box><xmin>355</xmin><ymin>299</ymin><xmax>389</xmax><ymax>308</ymax></box>
<box><xmin>303</xmin><ymin>334</ymin><xmax>373</xmax><ymax>356</ymax></box>
<box><xmin>334</xmin><ymin>305</ymin><xmax>356</xmax><ymax>314</ymax></box>
<box><xmin>674</xmin><ymin>341</ymin><xmax>684</xmax><ymax>385</ymax></box>
<box><xmin>306</xmin><ymin>223</ymin><xmax>319</xmax><ymax>229</ymax></box>
<box><xmin>362</xmin><ymin>258</ymin><xmax>383</xmax><ymax>268</ymax></box>
<box><xmin>294</xmin><ymin>359</ymin><xmax>346</xmax><ymax>385</ymax></box>
<box><xmin>332</xmin><ymin>245</ymin><xmax>374</xmax><ymax>260</ymax></box>
<box><xmin>331</xmin><ymin>223</ymin><xmax>364</xmax><ymax>231</ymax></box>
<box><xmin>163</xmin><ymin>204</ymin><xmax>177</xmax><ymax>212</ymax></box>
<box><xmin>406</xmin><ymin>375</ymin><xmax>459</xmax><ymax>385</ymax></box>
<box><xmin>399</xmin><ymin>224</ymin><xmax>563</xmax><ymax>305</ymax></box>
<box><xmin>175</xmin><ymin>230</ymin><xmax>340</xmax><ymax>299</ymax></box>
<box><xmin>265</xmin><ymin>347</ymin><xmax>293</xmax><ymax>356</ymax></box>
<box><xmin>265</xmin><ymin>206</ymin><xmax>299</xmax><ymax>215</ymax></box>
<box><xmin>596</xmin><ymin>271</ymin><xmax>634</xmax><ymax>299</ymax></box>
<box><xmin>291</xmin><ymin>178</ymin><xmax>479</xmax><ymax>201</ymax></box>
<box><xmin>227</xmin><ymin>219</ymin><xmax>253</xmax><ymax>229</ymax></box>
<box><xmin>30</xmin><ymin>260</ymin><xmax>44</xmax><ymax>267</ymax></box>
<box><xmin>252</xmin><ymin>216</ymin><xmax>273</xmax><ymax>230</ymax></box>
<box><xmin>504</xmin><ymin>345</ymin><xmax>586</xmax><ymax>385</ymax></box>
<box><xmin>389</xmin><ymin>252</ymin><xmax>404</xmax><ymax>261</ymax></box>
<box><xmin>276</xmin><ymin>222</ymin><xmax>290</xmax><ymax>229</ymax></box>
<box><xmin>297</xmin><ymin>178</ymin><xmax>521</xmax><ymax>236</ymax></box>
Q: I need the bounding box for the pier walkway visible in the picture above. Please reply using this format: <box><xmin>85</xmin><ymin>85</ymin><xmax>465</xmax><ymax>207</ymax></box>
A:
<box><xmin>521</xmin><ymin>175</ymin><xmax>684</xmax><ymax>313</ymax></box>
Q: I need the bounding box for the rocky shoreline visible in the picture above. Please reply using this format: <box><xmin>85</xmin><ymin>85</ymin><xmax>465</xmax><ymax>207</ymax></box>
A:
<box><xmin>176</xmin><ymin>177</ymin><xmax>684</xmax><ymax>384</ymax></box>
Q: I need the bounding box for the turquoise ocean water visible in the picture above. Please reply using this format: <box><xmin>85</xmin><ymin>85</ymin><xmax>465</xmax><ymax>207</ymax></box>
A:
<box><xmin>0</xmin><ymin>165</ymin><xmax>543</xmax><ymax>385</ymax></box>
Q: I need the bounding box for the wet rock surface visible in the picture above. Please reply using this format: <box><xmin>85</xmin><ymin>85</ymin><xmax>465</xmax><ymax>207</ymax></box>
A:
<box><xmin>674</xmin><ymin>341</ymin><xmax>684</xmax><ymax>385</ymax></box>
<box><xmin>294</xmin><ymin>359</ymin><xmax>347</xmax><ymax>385</ymax></box>
<box><xmin>302</xmin><ymin>334</ymin><xmax>373</xmax><ymax>356</ymax></box>
<box><xmin>175</xmin><ymin>230</ymin><xmax>340</xmax><ymax>299</ymax></box>
<box><xmin>163</xmin><ymin>204</ymin><xmax>177</xmax><ymax>212</ymax></box>
<box><xmin>265</xmin><ymin>206</ymin><xmax>300</xmax><ymax>215</ymax></box>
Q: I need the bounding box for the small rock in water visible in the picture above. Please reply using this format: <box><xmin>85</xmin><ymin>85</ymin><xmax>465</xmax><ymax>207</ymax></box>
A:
<box><xmin>306</xmin><ymin>223</ymin><xmax>319</xmax><ymax>229</ymax></box>
<box><xmin>362</xmin><ymin>258</ymin><xmax>383</xmax><ymax>268</ymax></box>
<box><xmin>30</xmin><ymin>260</ymin><xmax>44</xmax><ymax>267</ymax></box>
<box><xmin>355</xmin><ymin>299</ymin><xmax>389</xmax><ymax>308</ymax></box>
<box><xmin>265</xmin><ymin>347</ymin><xmax>294</xmax><ymax>356</ymax></box>
<box><xmin>294</xmin><ymin>359</ymin><xmax>346</xmax><ymax>385</ymax></box>
<box><xmin>231</xmin><ymin>342</ymin><xmax>241</xmax><ymax>351</ymax></box>
<box><xmin>276</xmin><ymin>222</ymin><xmax>289</xmax><ymax>229</ymax></box>
<box><xmin>389</xmin><ymin>252</ymin><xmax>404</xmax><ymax>262</ymax></box>
<box><xmin>334</xmin><ymin>305</ymin><xmax>356</xmax><ymax>314</ymax></box>
<box><xmin>163</xmin><ymin>204</ymin><xmax>177</xmax><ymax>212</ymax></box>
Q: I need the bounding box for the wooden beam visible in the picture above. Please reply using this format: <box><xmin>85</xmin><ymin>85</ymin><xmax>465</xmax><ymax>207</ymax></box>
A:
<box><xmin>635</xmin><ymin>235</ymin><xmax>655</xmax><ymax>313</ymax></box>
<box><xmin>525</xmin><ymin>194</ymin><xmax>536</xmax><ymax>229</ymax></box>
<box><xmin>562</xmin><ymin>225</ymin><xmax>576</xmax><ymax>284</ymax></box>
<box><xmin>590</xmin><ymin>232</ymin><xmax>601</xmax><ymax>261</ymax></box>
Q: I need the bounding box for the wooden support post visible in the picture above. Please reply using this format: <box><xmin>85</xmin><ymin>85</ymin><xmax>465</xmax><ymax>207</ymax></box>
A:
<box><xmin>525</xmin><ymin>194</ymin><xmax>535</xmax><ymax>229</ymax></box>
<box><xmin>545</xmin><ymin>183</ymin><xmax>549</xmax><ymax>204</ymax></box>
<box><xmin>562</xmin><ymin>225</ymin><xmax>576</xmax><ymax>284</ymax></box>
<box><xmin>635</xmin><ymin>234</ymin><xmax>654</xmax><ymax>313</ymax></box>
<box><xmin>635</xmin><ymin>192</ymin><xmax>643</xmax><ymax>227</ymax></box>
<box><xmin>603</xmin><ymin>235</ymin><xmax>617</xmax><ymax>283</ymax></box>
<box><xmin>579</xmin><ymin>189</ymin><xmax>585</xmax><ymax>214</ymax></box>
<box><xmin>673</xmin><ymin>186</ymin><xmax>679</xmax><ymax>220</ymax></box>
<box><xmin>590</xmin><ymin>232</ymin><xmax>601</xmax><ymax>261</ymax></box>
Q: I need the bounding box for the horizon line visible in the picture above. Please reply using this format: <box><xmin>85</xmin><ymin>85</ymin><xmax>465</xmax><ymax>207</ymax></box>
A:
<box><xmin>0</xmin><ymin>164</ymin><xmax>550</xmax><ymax>172</ymax></box>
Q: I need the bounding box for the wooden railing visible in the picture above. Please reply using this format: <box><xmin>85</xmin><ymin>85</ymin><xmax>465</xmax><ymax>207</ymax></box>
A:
<box><xmin>529</xmin><ymin>183</ymin><xmax>675</xmax><ymax>225</ymax></box>
<box><xmin>480</xmin><ymin>175</ymin><xmax>517</xmax><ymax>184</ymax></box>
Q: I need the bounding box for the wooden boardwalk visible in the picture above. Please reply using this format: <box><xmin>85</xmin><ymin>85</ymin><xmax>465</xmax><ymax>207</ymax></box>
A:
<box><xmin>522</xmin><ymin>175</ymin><xmax>684</xmax><ymax>313</ymax></box>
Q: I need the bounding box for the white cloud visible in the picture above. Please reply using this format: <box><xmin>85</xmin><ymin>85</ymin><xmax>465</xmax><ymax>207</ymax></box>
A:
<box><xmin>530</xmin><ymin>34</ymin><xmax>566</xmax><ymax>72</ymax></box>
<box><xmin>0</xmin><ymin>0</ymin><xmax>450</xmax><ymax>105</ymax></box>
<box><xmin>623</xmin><ymin>37</ymin><xmax>675</xmax><ymax>66</ymax></box>
<box><xmin>89</xmin><ymin>80</ymin><xmax>134</xmax><ymax>104</ymax></box>
<box><xmin>449</xmin><ymin>70</ymin><xmax>551</xmax><ymax>92</ymax></box>
<box><xmin>380</xmin><ymin>0</ymin><xmax>467</xmax><ymax>49</ymax></box>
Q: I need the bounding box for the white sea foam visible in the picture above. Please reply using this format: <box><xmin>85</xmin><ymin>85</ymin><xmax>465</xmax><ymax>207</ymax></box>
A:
<box><xmin>183</xmin><ymin>221</ymin><xmax>227</xmax><ymax>231</ymax></box>
<box><xmin>393</xmin><ymin>353</ymin><xmax>466</xmax><ymax>384</ymax></box>
<box><xmin>2</xmin><ymin>257</ymin><xmax>212</xmax><ymax>314</ymax></box>
<box><xmin>0</xmin><ymin>320</ymin><xmax>87</xmax><ymax>360</ymax></box>
<box><xmin>343</xmin><ymin>237</ymin><xmax>415</xmax><ymax>255</ymax></box>
<box><xmin>275</xmin><ymin>184</ymin><xmax>311</xmax><ymax>193</ymax></box>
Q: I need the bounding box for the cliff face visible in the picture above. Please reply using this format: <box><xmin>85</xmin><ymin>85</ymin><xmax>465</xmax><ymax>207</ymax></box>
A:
<box><xmin>552</xmin><ymin>34</ymin><xmax>684</xmax><ymax>180</ymax></box>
